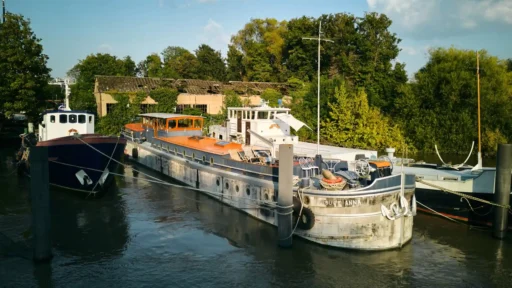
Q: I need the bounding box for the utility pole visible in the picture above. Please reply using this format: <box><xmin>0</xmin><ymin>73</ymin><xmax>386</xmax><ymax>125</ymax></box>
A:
<box><xmin>2</xmin><ymin>0</ymin><xmax>6</xmax><ymax>24</ymax></box>
<box><xmin>476</xmin><ymin>51</ymin><xmax>482</xmax><ymax>170</ymax></box>
<box><xmin>302</xmin><ymin>21</ymin><xmax>333</xmax><ymax>155</ymax></box>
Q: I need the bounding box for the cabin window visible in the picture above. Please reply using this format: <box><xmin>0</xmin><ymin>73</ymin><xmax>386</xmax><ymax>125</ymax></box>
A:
<box><xmin>59</xmin><ymin>114</ymin><xmax>67</xmax><ymax>123</ymax></box>
<box><xmin>250</xmin><ymin>111</ymin><xmax>255</xmax><ymax>119</ymax></box>
<box><xmin>50</xmin><ymin>116</ymin><xmax>55</xmax><ymax>123</ymax></box>
<box><xmin>89</xmin><ymin>116</ymin><xmax>93</xmax><ymax>123</ymax></box>
<box><xmin>158</xmin><ymin>119</ymin><xmax>166</xmax><ymax>130</ymax></box>
<box><xmin>78</xmin><ymin>115</ymin><xmax>86</xmax><ymax>124</ymax></box>
<box><xmin>210</xmin><ymin>157</ymin><xmax>214</xmax><ymax>165</ymax></box>
<box><xmin>168</xmin><ymin>120</ymin><xmax>177</xmax><ymax>129</ymax></box>
<box><xmin>258</xmin><ymin>112</ymin><xmax>268</xmax><ymax>119</ymax></box>
<box><xmin>178</xmin><ymin>119</ymin><xmax>191</xmax><ymax>128</ymax></box>
<box><xmin>193</xmin><ymin>119</ymin><xmax>201</xmax><ymax>128</ymax></box>
<box><xmin>69</xmin><ymin>114</ymin><xmax>77</xmax><ymax>123</ymax></box>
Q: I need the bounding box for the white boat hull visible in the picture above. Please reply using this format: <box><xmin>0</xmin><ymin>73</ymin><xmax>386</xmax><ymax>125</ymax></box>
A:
<box><xmin>125</xmin><ymin>141</ymin><xmax>415</xmax><ymax>250</ymax></box>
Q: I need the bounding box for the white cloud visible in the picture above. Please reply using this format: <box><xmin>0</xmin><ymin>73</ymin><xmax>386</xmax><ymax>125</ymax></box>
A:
<box><xmin>400</xmin><ymin>46</ymin><xmax>417</xmax><ymax>55</ymax></box>
<box><xmin>199</xmin><ymin>19</ymin><xmax>231</xmax><ymax>55</ymax></box>
<box><xmin>98</xmin><ymin>44</ymin><xmax>113</xmax><ymax>53</ymax></box>
<box><xmin>367</xmin><ymin>0</ymin><xmax>512</xmax><ymax>37</ymax></box>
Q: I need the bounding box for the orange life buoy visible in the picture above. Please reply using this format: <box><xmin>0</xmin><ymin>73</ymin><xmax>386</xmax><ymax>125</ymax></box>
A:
<box><xmin>322</xmin><ymin>176</ymin><xmax>345</xmax><ymax>184</ymax></box>
<box><xmin>69</xmin><ymin>128</ymin><xmax>78</xmax><ymax>135</ymax></box>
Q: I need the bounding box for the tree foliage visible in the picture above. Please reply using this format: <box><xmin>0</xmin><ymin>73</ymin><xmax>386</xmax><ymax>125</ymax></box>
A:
<box><xmin>148</xmin><ymin>88</ymin><xmax>179</xmax><ymax>113</ymax></box>
<box><xmin>68</xmin><ymin>53</ymin><xmax>137</xmax><ymax>112</ymax></box>
<box><xmin>394</xmin><ymin>48</ymin><xmax>512</xmax><ymax>155</ymax></box>
<box><xmin>322</xmin><ymin>84</ymin><xmax>411</xmax><ymax>152</ymax></box>
<box><xmin>195</xmin><ymin>44</ymin><xmax>226</xmax><ymax>81</ymax></box>
<box><xmin>0</xmin><ymin>13</ymin><xmax>51</xmax><ymax>120</ymax></box>
<box><xmin>260</xmin><ymin>88</ymin><xmax>283</xmax><ymax>107</ymax></box>
<box><xmin>96</xmin><ymin>92</ymin><xmax>145</xmax><ymax>135</ymax></box>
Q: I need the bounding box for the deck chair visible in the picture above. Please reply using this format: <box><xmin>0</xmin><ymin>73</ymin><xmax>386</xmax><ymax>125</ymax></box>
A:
<box><xmin>228</xmin><ymin>149</ymin><xmax>243</xmax><ymax>161</ymax></box>
<box><xmin>244</xmin><ymin>148</ymin><xmax>264</xmax><ymax>164</ymax></box>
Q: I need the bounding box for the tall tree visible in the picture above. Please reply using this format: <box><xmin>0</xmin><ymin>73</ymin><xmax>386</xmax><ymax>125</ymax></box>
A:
<box><xmin>226</xmin><ymin>45</ymin><xmax>245</xmax><ymax>81</ymax></box>
<box><xmin>195</xmin><ymin>44</ymin><xmax>226</xmax><ymax>81</ymax></box>
<box><xmin>394</xmin><ymin>48</ymin><xmax>512</xmax><ymax>155</ymax></box>
<box><xmin>161</xmin><ymin>46</ymin><xmax>189</xmax><ymax>63</ymax></box>
<box><xmin>0</xmin><ymin>13</ymin><xmax>51</xmax><ymax>120</ymax></box>
<box><xmin>68</xmin><ymin>53</ymin><xmax>138</xmax><ymax>111</ymax></box>
<box><xmin>230</xmin><ymin>18</ymin><xmax>287</xmax><ymax>82</ymax></box>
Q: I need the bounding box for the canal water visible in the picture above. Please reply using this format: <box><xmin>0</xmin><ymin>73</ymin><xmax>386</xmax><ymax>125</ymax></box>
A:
<box><xmin>0</xmin><ymin>146</ymin><xmax>511</xmax><ymax>288</ymax></box>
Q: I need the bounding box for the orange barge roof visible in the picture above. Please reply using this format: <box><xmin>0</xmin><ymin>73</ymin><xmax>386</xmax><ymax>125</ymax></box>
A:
<box><xmin>125</xmin><ymin>123</ymin><xmax>145</xmax><ymax>132</ymax></box>
<box><xmin>158</xmin><ymin>136</ymin><xmax>243</xmax><ymax>155</ymax></box>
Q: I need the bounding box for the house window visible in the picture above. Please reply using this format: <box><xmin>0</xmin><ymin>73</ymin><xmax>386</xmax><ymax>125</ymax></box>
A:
<box><xmin>78</xmin><ymin>115</ymin><xmax>86</xmax><ymax>123</ymax></box>
<box><xmin>69</xmin><ymin>114</ymin><xmax>77</xmax><ymax>123</ymax></box>
<box><xmin>106</xmin><ymin>103</ymin><xmax>116</xmax><ymax>114</ymax></box>
<box><xmin>195</xmin><ymin>104</ymin><xmax>208</xmax><ymax>114</ymax></box>
<box><xmin>175</xmin><ymin>104</ymin><xmax>191</xmax><ymax>114</ymax></box>
<box><xmin>59</xmin><ymin>114</ymin><xmax>67</xmax><ymax>123</ymax></box>
<box><xmin>50</xmin><ymin>115</ymin><xmax>55</xmax><ymax>123</ymax></box>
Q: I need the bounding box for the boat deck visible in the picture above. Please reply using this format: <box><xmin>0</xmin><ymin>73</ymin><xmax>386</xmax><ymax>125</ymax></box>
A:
<box><xmin>157</xmin><ymin>136</ymin><xmax>243</xmax><ymax>155</ymax></box>
<box><xmin>290</xmin><ymin>141</ymin><xmax>377</xmax><ymax>160</ymax></box>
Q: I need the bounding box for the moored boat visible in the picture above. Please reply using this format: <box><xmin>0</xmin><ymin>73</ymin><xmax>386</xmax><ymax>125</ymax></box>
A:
<box><xmin>16</xmin><ymin>80</ymin><xmax>126</xmax><ymax>196</ymax></box>
<box><xmin>122</xmin><ymin>109</ymin><xmax>416</xmax><ymax>250</ymax></box>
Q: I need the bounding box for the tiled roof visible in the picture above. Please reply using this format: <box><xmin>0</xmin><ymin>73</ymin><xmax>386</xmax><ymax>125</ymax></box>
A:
<box><xmin>95</xmin><ymin>76</ymin><xmax>289</xmax><ymax>95</ymax></box>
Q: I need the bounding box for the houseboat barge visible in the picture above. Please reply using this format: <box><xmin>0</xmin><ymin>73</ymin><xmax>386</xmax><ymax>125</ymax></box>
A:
<box><xmin>122</xmin><ymin>108</ymin><xmax>416</xmax><ymax>250</ymax></box>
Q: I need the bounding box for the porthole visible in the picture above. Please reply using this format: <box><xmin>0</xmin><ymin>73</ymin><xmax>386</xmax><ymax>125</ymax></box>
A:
<box><xmin>183</xmin><ymin>150</ymin><xmax>186</xmax><ymax>157</ymax></box>
<box><xmin>216</xmin><ymin>178</ymin><xmax>220</xmax><ymax>186</ymax></box>
<box><xmin>264</xmin><ymin>193</ymin><xmax>269</xmax><ymax>201</ymax></box>
<box><xmin>225</xmin><ymin>182</ymin><xmax>230</xmax><ymax>190</ymax></box>
<box><xmin>192</xmin><ymin>153</ymin><xmax>196</xmax><ymax>160</ymax></box>
<box><xmin>202</xmin><ymin>155</ymin><xmax>206</xmax><ymax>162</ymax></box>
<box><xmin>272</xmin><ymin>194</ymin><xmax>276</xmax><ymax>202</ymax></box>
<box><xmin>210</xmin><ymin>157</ymin><xmax>214</xmax><ymax>165</ymax></box>
<box><xmin>174</xmin><ymin>147</ymin><xmax>177</xmax><ymax>154</ymax></box>
<box><xmin>246</xmin><ymin>187</ymin><xmax>250</xmax><ymax>196</ymax></box>
<box><xmin>304</xmin><ymin>196</ymin><xmax>310</xmax><ymax>205</ymax></box>
<box><xmin>236</xmin><ymin>185</ymin><xmax>239</xmax><ymax>193</ymax></box>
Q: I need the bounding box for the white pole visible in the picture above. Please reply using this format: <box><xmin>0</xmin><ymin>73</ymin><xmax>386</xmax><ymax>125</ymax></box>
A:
<box><xmin>302</xmin><ymin>21</ymin><xmax>333</xmax><ymax>156</ymax></box>
<box><xmin>317</xmin><ymin>22</ymin><xmax>322</xmax><ymax>155</ymax></box>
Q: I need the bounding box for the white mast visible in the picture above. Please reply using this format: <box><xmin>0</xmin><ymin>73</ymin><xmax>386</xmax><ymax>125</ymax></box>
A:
<box><xmin>303</xmin><ymin>21</ymin><xmax>333</xmax><ymax>155</ymax></box>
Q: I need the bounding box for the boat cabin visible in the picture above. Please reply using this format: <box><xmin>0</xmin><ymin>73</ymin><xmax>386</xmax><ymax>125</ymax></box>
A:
<box><xmin>38</xmin><ymin>110</ymin><xmax>95</xmax><ymax>141</ymax></box>
<box><xmin>209</xmin><ymin>101</ymin><xmax>310</xmax><ymax>157</ymax></box>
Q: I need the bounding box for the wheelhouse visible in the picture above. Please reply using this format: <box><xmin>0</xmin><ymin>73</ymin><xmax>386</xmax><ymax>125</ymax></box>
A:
<box><xmin>39</xmin><ymin>110</ymin><xmax>95</xmax><ymax>141</ymax></box>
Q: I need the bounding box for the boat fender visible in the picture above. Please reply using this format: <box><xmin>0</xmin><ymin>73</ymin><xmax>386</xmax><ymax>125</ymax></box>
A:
<box><xmin>296</xmin><ymin>207</ymin><xmax>315</xmax><ymax>230</ymax></box>
<box><xmin>132</xmin><ymin>147</ymin><xmax>138</xmax><ymax>159</ymax></box>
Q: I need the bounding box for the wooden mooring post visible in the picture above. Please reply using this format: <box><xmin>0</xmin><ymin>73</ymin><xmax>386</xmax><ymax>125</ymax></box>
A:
<box><xmin>277</xmin><ymin>144</ymin><xmax>293</xmax><ymax>248</ymax></box>
<box><xmin>30</xmin><ymin>146</ymin><xmax>52</xmax><ymax>262</ymax></box>
<box><xmin>493</xmin><ymin>143</ymin><xmax>512</xmax><ymax>239</ymax></box>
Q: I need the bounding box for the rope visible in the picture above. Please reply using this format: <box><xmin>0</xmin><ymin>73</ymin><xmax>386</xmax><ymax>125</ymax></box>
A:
<box><xmin>416</xmin><ymin>178</ymin><xmax>510</xmax><ymax>209</ymax></box>
<box><xmin>48</xmin><ymin>159</ymin><xmax>293</xmax><ymax>210</ymax></box>
<box><xmin>416</xmin><ymin>200</ymin><xmax>462</xmax><ymax>224</ymax></box>
<box><xmin>87</xmin><ymin>135</ymin><xmax>121</xmax><ymax>198</ymax></box>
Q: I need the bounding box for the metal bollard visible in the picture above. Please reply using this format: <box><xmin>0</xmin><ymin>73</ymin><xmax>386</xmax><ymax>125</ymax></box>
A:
<box><xmin>30</xmin><ymin>146</ymin><xmax>52</xmax><ymax>262</ymax></box>
<box><xmin>278</xmin><ymin>144</ymin><xmax>293</xmax><ymax>248</ymax></box>
<box><xmin>493</xmin><ymin>144</ymin><xmax>512</xmax><ymax>239</ymax></box>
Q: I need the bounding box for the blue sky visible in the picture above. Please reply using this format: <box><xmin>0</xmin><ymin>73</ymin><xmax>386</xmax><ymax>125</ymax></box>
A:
<box><xmin>6</xmin><ymin>0</ymin><xmax>512</xmax><ymax>79</ymax></box>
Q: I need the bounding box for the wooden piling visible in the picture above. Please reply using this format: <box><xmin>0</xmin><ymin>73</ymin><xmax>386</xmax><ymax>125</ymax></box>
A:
<box><xmin>278</xmin><ymin>144</ymin><xmax>293</xmax><ymax>248</ymax></box>
<box><xmin>30</xmin><ymin>146</ymin><xmax>52</xmax><ymax>262</ymax></box>
<box><xmin>493</xmin><ymin>143</ymin><xmax>512</xmax><ymax>239</ymax></box>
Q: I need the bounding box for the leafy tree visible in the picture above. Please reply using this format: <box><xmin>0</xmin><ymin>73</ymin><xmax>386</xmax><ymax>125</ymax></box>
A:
<box><xmin>162</xmin><ymin>46</ymin><xmax>189</xmax><ymax>63</ymax></box>
<box><xmin>220</xmin><ymin>90</ymin><xmax>243</xmax><ymax>118</ymax></box>
<box><xmin>68</xmin><ymin>53</ymin><xmax>138</xmax><ymax>113</ymax></box>
<box><xmin>321</xmin><ymin>84</ymin><xmax>411</xmax><ymax>152</ymax></box>
<box><xmin>148</xmin><ymin>88</ymin><xmax>179</xmax><ymax>113</ymax></box>
<box><xmin>226</xmin><ymin>45</ymin><xmax>245</xmax><ymax>81</ymax></box>
<box><xmin>96</xmin><ymin>91</ymin><xmax>146</xmax><ymax>135</ymax></box>
<box><xmin>260</xmin><ymin>88</ymin><xmax>283</xmax><ymax>107</ymax></box>
<box><xmin>394</xmin><ymin>48</ymin><xmax>511</xmax><ymax>155</ymax></box>
<box><xmin>0</xmin><ymin>13</ymin><xmax>51</xmax><ymax>120</ymax></box>
<box><xmin>230</xmin><ymin>18</ymin><xmax>287</xmax><ymax>82</ymax></box>
<box><xmin>183</xmin><ymin>107</ymin><xmax>203</xmax><ymax>115</ymax></box>
<box><xmin>195</xmin><ymin>44</ymin><xmax>226</xmax><ymax>81</ymax></box>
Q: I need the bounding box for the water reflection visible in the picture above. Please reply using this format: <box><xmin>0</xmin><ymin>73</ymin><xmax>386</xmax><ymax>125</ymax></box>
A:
<box><xmin>49</xmin><ymin>181</ymin><xmax>130</xmax><ymax>262</ymax></box>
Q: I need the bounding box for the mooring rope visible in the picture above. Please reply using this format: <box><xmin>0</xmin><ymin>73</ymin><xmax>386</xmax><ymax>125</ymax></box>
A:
<box><xmin>416</xmin><ymin>178</ymin><xmax>510</xmax><ymax>209</ymax></box>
